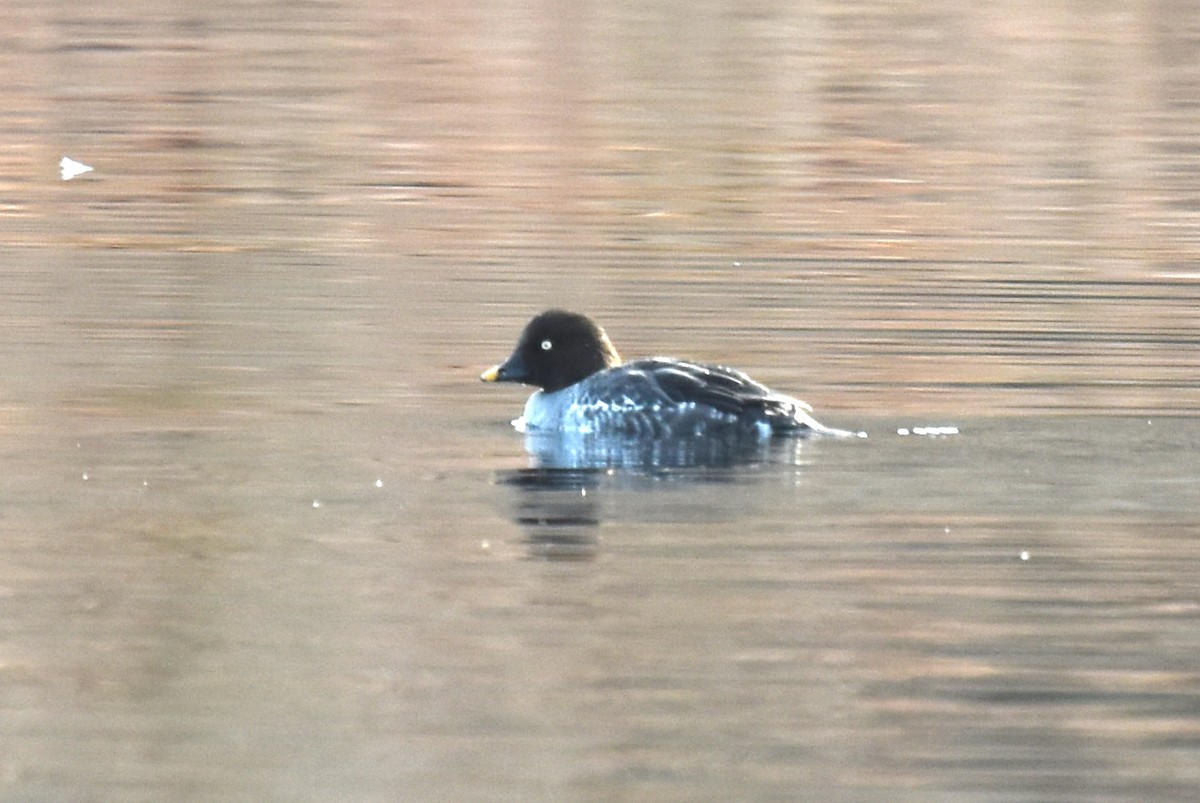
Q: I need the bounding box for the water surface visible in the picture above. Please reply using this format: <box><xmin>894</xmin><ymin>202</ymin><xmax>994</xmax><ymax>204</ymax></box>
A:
<box><xmin>2</xmin><ymin>1</ymin><xmax>1200</xmax><ymax>800</ymax></box>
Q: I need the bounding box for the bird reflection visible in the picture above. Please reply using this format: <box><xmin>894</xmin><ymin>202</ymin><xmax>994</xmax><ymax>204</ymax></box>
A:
<box><xmin>496</xmin><ymin>432</ymin><xmax>816</xmax><ymax>559</ymax></box>
<box><xmin>497</xmin><ymin>467</ymin><xmax>603</xmax><ymax>561</ymax></box>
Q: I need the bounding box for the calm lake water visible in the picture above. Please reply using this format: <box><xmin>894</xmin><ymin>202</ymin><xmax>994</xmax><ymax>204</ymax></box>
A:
<box><xmin>3</xmin><ymin>1</ymin><xmax>1200</xmax><ymax>800</ymax></box>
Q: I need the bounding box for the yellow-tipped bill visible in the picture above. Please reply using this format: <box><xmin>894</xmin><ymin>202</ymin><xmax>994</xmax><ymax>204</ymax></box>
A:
<box><xmin>480</xmin><ymin>364</ymin><xmax>502</xmax><ymax>382</ymax></box>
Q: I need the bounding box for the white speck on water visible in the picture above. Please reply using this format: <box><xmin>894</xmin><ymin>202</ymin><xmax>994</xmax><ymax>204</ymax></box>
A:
<box><xmin>480</xmin><ymin>540</ymin><xmax>490</xmax><ymax>551</ymax></box>
<box><xmin>580</xmin><ymin>488</ymin><xmax>587</xmax><ymax>497</ymax></box>
<box><xmin>944</xmin><ymin>526</ymin><xmax>951</xmax><ymax>534</ymax></box>
<box><xmin>899</xmin><ymin>425</ymin><xmax>959</xmax><ymax>437</ymax></box>
<box><xmin>1020</xmin><ymin>550</ymin><xmax>1030</xmax><ymax>561</ymax></box>
<box><xmin>81</xmin><ymin>472</ymin><xmax>89</xmax><ymax>481</ymax></box>
<box><xmin>312</xmin><ymin>499</ymin><xmax>321</xmax><ymax>509</ymax></box>
<box><xmin>60</xmin><ymin>156</ymin><xmax>93</xmax><ymax>180</ymax></box>
<box><xmin>374</xmin><ymin>479</ymin><xmax>383</xmax><ymax>488</ymax></box>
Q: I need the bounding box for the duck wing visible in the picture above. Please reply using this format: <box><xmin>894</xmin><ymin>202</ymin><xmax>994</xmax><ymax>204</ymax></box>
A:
<box><xmin>578</xmin><ymin>358</ymin><xmax>818</xmax><ymax>435</ymax></box>
<box><xmin>637</xmin><ymin>358</ymin><xmax>812</xmax><ymax>412</ymax></box>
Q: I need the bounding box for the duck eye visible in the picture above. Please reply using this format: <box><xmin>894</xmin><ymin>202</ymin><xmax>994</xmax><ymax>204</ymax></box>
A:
<box><xmin>540</xmin><ymin>339</ymin><xmax>553</xmax><ymax>351</ymax></box>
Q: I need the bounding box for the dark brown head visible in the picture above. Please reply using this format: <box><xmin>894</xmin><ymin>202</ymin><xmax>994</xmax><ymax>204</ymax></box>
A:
<box><xmin>481</xmin><ymin>310</ymin><xmax>622</xmax><ymax>392</ymax></box>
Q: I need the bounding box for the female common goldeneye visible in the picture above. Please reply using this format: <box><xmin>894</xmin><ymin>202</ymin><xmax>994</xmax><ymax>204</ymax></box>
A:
<box><xmin>481</xmin><ymin>310</ymin><xmax>861</xmax><ymax>439</ymax></box>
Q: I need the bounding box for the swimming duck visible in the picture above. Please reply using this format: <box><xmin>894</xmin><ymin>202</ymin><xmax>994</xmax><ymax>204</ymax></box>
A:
<box><xmin>481</xmin><ymin>310</ymin><xmax>861</xmax><ymax>439</ymax></box>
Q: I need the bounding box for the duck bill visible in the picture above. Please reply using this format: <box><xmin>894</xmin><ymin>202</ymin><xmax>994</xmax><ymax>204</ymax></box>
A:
<box><xmin>480</xmin><ymin>352</ymin><xmax>530</xmax><ymax>384</ymax></box>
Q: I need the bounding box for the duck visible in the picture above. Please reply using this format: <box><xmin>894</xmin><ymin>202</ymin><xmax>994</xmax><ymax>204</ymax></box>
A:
<box><xmin>481</xmin><ymin>310</ymin><xmax>862</xmax><ymax>440</ymax></box>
